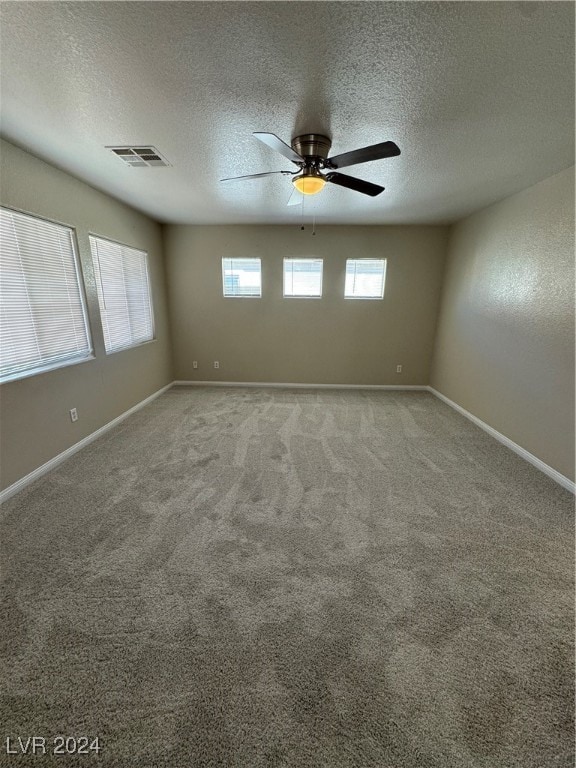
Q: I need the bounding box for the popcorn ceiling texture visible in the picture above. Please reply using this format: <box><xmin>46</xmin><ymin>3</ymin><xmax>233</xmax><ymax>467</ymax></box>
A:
<box><xmin>0</xmin><ymin>2</ymin><xmax>573</xmax><ymax>224</ymax></box>
<box><xmin>0</xmin><ymin>388</ymin><xmax>573</xmax><ymax>767</ymax></box>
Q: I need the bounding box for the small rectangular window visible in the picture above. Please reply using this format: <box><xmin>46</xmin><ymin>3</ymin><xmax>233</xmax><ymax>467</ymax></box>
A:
<box><xmin>89</xmin><ymin>236</ymin><xmax>154</xmax><ymax>354</ymax></box>
<box><xmin>345</xmin><ymin>259</ymin><xmax>386</xmax><ymax>299</ymax></box>
<box><xmin>0</xmin><ymin>207</ymin><xmax>93</xmax><ymax>383</ymax></box>
<box><xmin>222</xmin><ymin>258</ymin><xmax>261</xmax><ymax>297</ymax></box>
<box><xmin>283</xmin><ymin>258</ymin><xmax>323</xmax><ymax>298</ymax></box>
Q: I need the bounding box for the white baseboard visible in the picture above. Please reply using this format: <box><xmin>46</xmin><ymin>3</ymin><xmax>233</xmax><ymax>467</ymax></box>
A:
<box><xmin>5</xmin><ymin>381</ymin><xmax>570</xmax><ymax>501</ymax></box>
<box><xmin>427</xmin><ymin>387</ymin><xmax>575</xmax><ymax>494</ymax></box>
<box><xmin>173</xmin><ymin>380</ymin><xmax>429</xmax><ymax>390</ymax></box>
<box><xmin>0</xmin><ymin>383</ymin><xmax>173</xmax><ymax>504</ymax></box>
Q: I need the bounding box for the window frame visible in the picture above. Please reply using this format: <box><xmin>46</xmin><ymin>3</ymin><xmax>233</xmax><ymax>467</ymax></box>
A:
<box><xmin>344</xmin><ymin>258</ymin><xmax>387</xmax><ymax>300</ymax></box>
<box><xmin>283</xmin><ymin>257</ymin><xmax>324</xmax><ymax>299</ymax></box>
<box><xmin>0</xmin><ymin>205</ymin><xmax>94</xmax><ymax>384</ymax></box>
<box><xmin>221</xmin><ymin>257</ymin><xmax>262</xmax><ymax>298</ymax></box>
<box><xmin>89</xmin><ymin>234</ymin><xmax>155</xmax><ymax>355</ymax></box>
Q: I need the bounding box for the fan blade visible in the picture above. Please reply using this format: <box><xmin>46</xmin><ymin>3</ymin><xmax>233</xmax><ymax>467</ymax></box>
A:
<box><xmin>287</xmin><ymin>186</ymin><xmax>304</xmax><ymax>206</ymax></box>
<box><xmin>253</xmin><ymin>132</ymin><xmax>304</xmax><ymax>164</ymax></box>
<box><xmin>325</xmin><ymin>172</ymin><xmax>384</xmax><ymax>197</ymax></box>
<box><xmin>326</xmin><ymin>141</ymin><xmax>400</xmax><ymax>170</ymax></box>
<box><xmin>220</xmin><ymin>170</ymin><xmax>292</xmax><ymax>182</ymax></box>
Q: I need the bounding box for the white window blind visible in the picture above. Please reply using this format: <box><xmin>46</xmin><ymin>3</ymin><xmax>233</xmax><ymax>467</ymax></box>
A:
<box><xmin>283</xmin><ymin>258</ymin><xmax>323</xmax><ymax>298</ymax></box>
<box><xmin>345</xmin><ymin>259</ymin><xmax>387</xmax><ymax>299</ymax></box>
<box><xmin>89</xmin><ymin>236</ymin><xmax>154</xmax><ymax>354</ymax></box>
<box><xmin>0</xmin><ymin>207</ymin><xmax>92</xmax><ymax>383</ymax></box>
<box><xmin>222</xmin><ymin>258</ymin><xmax>261</xmax><ymax>297</ymax></box>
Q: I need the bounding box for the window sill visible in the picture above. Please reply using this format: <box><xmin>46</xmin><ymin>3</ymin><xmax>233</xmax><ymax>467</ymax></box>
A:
<box><xmin>0</xmin><ymin>353</ymin><xmax>95</xmax><ymax>385</ymax></box>
<box><xmin>105</xmin><ymin>338</ymin><xmax>156</xmax><ymax>356</ymax></box>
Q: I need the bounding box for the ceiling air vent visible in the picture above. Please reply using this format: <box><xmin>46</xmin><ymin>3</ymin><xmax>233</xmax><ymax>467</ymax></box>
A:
<box><xmin>106</xmin><ymin>146</ymin><xmax>170</xmax><ymax>167</ymax></box>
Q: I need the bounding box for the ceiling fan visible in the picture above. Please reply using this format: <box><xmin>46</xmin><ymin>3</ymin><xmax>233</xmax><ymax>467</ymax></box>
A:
<box><xmin>220</xmin><ymin>132</ymin><xmax>400</xmax><ymax>204</ymax></box>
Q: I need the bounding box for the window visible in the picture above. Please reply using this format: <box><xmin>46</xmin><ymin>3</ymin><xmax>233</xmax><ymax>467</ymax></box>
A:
<box><xmin>222</xmin><ymin>258</ymin><xmax>261</xmax><ymax>297</ymax></box>
<box><xmin>283</xmin><ymin>258</ymin><xmax>323</xmax><ymax>298</ymax></box>
<box><xmin>345</xmin><ymin>259</ymin><xmax>386</xmax><ymax>299</ymax></box>
<box><xmin>0</xmin><ymin>207</ymin><xmax>92</xmax><ymax>383</ymax></box>
<box><xmin>89</xmin><ymin>236</ymin><xmax>154</xmax><ymax>354</ymax></box>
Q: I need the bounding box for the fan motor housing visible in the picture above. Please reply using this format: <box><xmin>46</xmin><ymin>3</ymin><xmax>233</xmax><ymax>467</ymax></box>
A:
<box><xmin>291</xmin><ymin>134</ymin><xmax>331</xmax><ymax>162</ymax></box>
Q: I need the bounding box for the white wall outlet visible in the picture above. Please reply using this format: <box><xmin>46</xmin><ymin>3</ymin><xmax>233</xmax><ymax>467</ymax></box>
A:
<box><xmin>213</xmin><ymin>361</ymin><xmax>220</xmax><ymax>369</ymax></box>
<box><xmin>396</xmin><ymin>365</ymin><xmax>402</xmax><ymax>374</ymax></box>
<box><xmin>193</xmin><ymin>360</ymin><xmax>198</xmax><ymax>369</ymax></box>
<box><xmin>69</xmin><ymin>408</ymin><xmax>78</xmax><ymax>422</ymax></box>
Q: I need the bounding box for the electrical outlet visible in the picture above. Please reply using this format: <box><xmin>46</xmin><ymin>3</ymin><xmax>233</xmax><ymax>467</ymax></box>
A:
<box><xmin>213</xmin><ymin>361</ymin><xmax>220</xmax><ymax>369</ymax></box>
<box><xmin>69</xmin><ymin>408</ymin><xmax>78</xmax><ymax>422</ymax></box>
<box><xmin>396</xmin><ymin>365</ymin><xmax>402</xmax><ymax>374</ymax></box>
<box><xmin>192</xmin><ymin>360</ymin><xmax>198</xmax><ymax>369</ymax></box>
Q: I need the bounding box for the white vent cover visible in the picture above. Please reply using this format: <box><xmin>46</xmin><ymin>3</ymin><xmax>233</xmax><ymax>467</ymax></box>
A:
<box><xmin>106</xmin><ymin>146</ymin><xmax>170</xmax><ymax>167</ymax></box>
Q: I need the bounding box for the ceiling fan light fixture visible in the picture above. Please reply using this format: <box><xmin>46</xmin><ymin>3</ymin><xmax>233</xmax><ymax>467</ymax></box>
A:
<box><xmin>293</xmin><ymin>172</ymin><xmax>326</xmax><ymax>196</ymax></box>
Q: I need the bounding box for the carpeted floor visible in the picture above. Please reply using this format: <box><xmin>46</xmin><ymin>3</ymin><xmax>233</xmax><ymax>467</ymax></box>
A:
<box><xmin>0</xmin><ymin>387</ymin><xmax>573</xmax><ymax>767</ymax></box>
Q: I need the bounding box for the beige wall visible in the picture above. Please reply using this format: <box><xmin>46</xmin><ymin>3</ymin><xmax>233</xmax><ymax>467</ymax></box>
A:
<box><xmin>165</xmin><ymin>225</ymin><xmax>448</xmax><ymax>386</ymax></box>
<box><xmin>3</xmin><ymin>139</ymin><xmax>571</xmax><ymax>490</ymax></box>
<box><xmin>0</xmin><ymin>140</ymin><xmax>173</xmax><ymax>490</ymax></box>
<box><xmin>431</xmin><ymin>167</ymin><xmax>575</xmax><ymax>481</ymax></box>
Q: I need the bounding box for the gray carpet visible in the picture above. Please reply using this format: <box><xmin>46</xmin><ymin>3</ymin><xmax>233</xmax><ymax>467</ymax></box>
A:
<box><xmin>0</xmin><ymin>387</ymin><xmax>573</xmax><ymax>768</ymax></box>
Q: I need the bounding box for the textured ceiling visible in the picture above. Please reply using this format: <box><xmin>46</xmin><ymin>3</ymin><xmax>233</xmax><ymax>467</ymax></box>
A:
<box><xmin>0</xmin><ymin>1</ymin><xmax>574</xmax><ymax>225</ymax></box>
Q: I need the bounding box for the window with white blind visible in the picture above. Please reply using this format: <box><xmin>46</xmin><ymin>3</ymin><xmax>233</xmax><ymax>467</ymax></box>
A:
<box><xmin>89</xmin><ymin>236</ymin><xmax>154</xmax><ymax>354</ymax></box>
<box><xmin>0</xmin><ymin>207</ymin><xmax>93</xmax><ymax>383</ymax></box>
<box><xmin>345</xmin><ymin>259</ymin><xmax>387</xmax><ymax>299</ymax></box>
<box><xmin>222</xmin><ymin>258</ymin><xmax>261</xmax><ymax>297</ymax></box>
<box><xmin>283</xmin><ymin>258</ymin><xmax>323</xmax><ymax>298</ymax></box>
